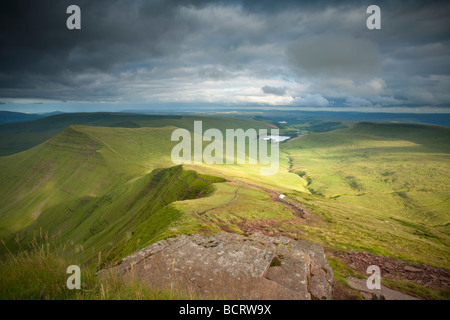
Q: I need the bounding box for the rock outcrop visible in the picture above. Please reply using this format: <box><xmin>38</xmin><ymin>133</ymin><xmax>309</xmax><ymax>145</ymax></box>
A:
<box><xmin>100</xmin><ymin>232</ymin><xmax>334</xmax><ymax>300</ymax></box>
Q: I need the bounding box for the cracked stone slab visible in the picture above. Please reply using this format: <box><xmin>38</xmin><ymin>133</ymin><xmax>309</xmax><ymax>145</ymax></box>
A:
<box><xmin>100</xmin><ymin>232</ymin><xmax>334</xmax><ymax>300</ymax></box>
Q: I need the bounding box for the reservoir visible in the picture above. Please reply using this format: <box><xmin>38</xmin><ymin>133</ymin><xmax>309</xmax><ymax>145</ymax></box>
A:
<box><xmin>262</xmin><ymin>135</ymin><xmax>291</xmax><ymax>142</ymax></box>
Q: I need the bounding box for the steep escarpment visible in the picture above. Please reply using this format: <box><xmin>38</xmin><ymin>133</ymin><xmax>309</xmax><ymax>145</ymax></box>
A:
<box><xmin>0</xmin><ymin>125</ymin><xmax>223</xmax><ymax>264</ymax></box>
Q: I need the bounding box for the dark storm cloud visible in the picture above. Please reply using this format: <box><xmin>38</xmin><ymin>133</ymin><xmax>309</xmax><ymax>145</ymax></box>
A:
<box><xmin>0</xmin><ymin>0</ymin><xmax>449</xmax><ymax>110</ymax></box>
<box><xmin>0</xmin><ymin>1</ymin><xmax>201</xmax><ymax>75</ymax></box>
<box><xmin>0</xmin><ymin>1</ymin><xmax>214</xmax><ymax>103</ymax></box>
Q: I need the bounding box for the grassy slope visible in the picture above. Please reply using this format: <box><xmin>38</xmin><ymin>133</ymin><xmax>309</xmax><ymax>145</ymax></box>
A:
<box><xmin>0</xmin><ymin>125</ymin><xmax>222</xmax><ymax>265</ymax></box>
<box><xmin>0</xmin><ymin>232</ymin><xmax>205</xmax><ymax>300</ymax></box>
<box><xmin>0</xmin><ymin>116</ymin><xmax>292</xmax><ymax>264</ymax></box>
<box><xmin>0</xmin><ymin>116</ymin><xmax>449</xmax><ymax>299</ymax></box>
<box><xmin>282</xmin><ymin>122</ymin><xmax>450</xmax><ymax>268</ymax></box>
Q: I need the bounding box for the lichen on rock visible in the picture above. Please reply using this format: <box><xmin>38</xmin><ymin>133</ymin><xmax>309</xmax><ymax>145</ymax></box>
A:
<box><xmin>99</xmin><ymin>232</ymin><xmax>334</xmax><ymax>300</ymax></box>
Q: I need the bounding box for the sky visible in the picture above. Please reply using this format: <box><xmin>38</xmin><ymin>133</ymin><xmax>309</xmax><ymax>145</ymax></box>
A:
<box><xmin>0</xmin><ymin>0</ymin><xmax>449</xmax><ymax>113</ymax></box>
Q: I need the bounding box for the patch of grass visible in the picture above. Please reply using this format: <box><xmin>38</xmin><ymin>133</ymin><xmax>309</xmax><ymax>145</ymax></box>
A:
<box><xmin>382</xmin><ymin>278</ymin><xmax>450</xmax><ymax>300</ymax></box>
<box><xmin>198</xmin><ymin>174</ymin><xmax>228</xmax><ymax>183</ymax></box>
<box><xmin>270</xmin><ymin>256</ymin><xmax>282</xmax><ymax>267</ymax></box>
<box><xmin>0</xmin><ymin>232</ymin><xmax>206</xmax><ymax>300</ymax></box>
<box><xmin>326</xmin><ymin>256</ymin><xmax>356</xmax><ymax>285</ymax></box>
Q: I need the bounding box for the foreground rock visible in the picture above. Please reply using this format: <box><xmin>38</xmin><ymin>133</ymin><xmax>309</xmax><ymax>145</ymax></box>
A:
<box><xmin>100</xmin><ymin>232</ymin><xmax>334</xmax><ymax>300</ymax></box>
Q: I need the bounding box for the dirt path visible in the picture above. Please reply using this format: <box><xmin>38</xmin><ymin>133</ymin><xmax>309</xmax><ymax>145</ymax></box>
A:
<box><xmin>333</xmin><ymin>249</ymin><xmax>450</xmax><ymax>299</ymax></box>
<box><xmin>197</xmin><ymin>186</ymin><xmax>240</xmax><ymax>216</ymax></box>
<box><xmin>227</xmin><ymin>177</ymin><xmax>313</xmax><ymax>220</ymax></box>
<box><xmin>345</xmin><ymin>277</ymin><xmax>419</xmax><ymax>300</ymax></box>
<box><xmin>195</xmin><ymin>175</ymin><xmax>321</xmax><ymax>239</ymax></box>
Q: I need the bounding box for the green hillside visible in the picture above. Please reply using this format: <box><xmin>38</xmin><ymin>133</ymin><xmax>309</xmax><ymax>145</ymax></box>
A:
<box><xmin>283</xmin><ymin>123</ymin><xmax>450</xmax><ymax>225</ymax></box>
<box><xmin>281</xmin><ymin>122</ymin><xmax>450</xmax><ymax>266</ymax></box>
<box><xmin>0</xmin><ymin>124</ymin><xmax>223</xmax><ymax>265</ymax></box>
<box><xmin>0</xmin><ymin>115</ymin><xmax>449</xmax><ymax>300</ymax></box>
<box><xmin>0</xmin><ymin>115</ymin><xmax>280</xmax><ymax>264</ymax></box>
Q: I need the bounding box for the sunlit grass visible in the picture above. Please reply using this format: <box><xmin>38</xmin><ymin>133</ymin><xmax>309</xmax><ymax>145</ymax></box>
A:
<box><xmin>0</xmin><ymin>231</ymin><xmax>205</xmax><ymax>300</ymax></box>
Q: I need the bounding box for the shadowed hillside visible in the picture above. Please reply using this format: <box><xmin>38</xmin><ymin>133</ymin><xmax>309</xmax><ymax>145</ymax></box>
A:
<box><xmin>0</xmin><ymin>125</ymin><xmax>226</xmax><ymax>265</ymax></box>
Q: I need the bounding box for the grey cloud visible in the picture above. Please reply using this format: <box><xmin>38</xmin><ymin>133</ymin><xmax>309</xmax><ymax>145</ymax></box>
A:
<box><xmin>262</xmin><ymin>85</ymin><xmax>287</xmax><ymax>96</ymax></box>
<box><xmin>198</xmin><ymin>66</ymin><xmax>234</xmax><ymax>80</ymax></box>
<box><xmin>295</xmin><ymin>94</ymin><xmax>329</xmax><ymax>107</ymax></box>
<box><xmin>286</xmin><ymin>34</ymin><xmax>381</xmax><ymax>78</ymax></box>
<box><xmin>0</xmin><ymin>0</ymin><xmax>203</xmax><ymax>77</ymax></box>
<box><xmin>0</xmin><ymin>0</ymin><xmax>449</xmax><ymax>110</ymax></box>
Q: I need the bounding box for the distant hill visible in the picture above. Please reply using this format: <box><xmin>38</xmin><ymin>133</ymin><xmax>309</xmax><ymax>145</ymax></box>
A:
<box><xmin>253</xmin><ymin>110</ymin><xmax>450</xmax><ymax>127</ymax></box>
<box><xmin>0</xmin><ymin>112</ymin><xmax>273</xmax><ymax>156</ymax></box>
<box><xmin>0</xmin><ymin>111</ymin><xmax>64</xmax><ymax>124</ymax></box>
<box><xmin>0</xmin><ymin>112</ymin><xmax>179</xmax><ymax>156</ymax></box>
